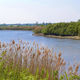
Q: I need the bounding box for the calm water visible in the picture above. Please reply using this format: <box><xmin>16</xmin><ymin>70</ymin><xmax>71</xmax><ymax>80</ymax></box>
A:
<box><xmin>0</xmin><ymin>30</ymin><xmax>80</xmax><ymax>65</ymax></box>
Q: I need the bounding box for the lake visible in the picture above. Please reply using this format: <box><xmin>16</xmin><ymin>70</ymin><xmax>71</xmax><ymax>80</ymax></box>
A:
<box><xmin>0</xmin><ymin>30</ymin><xmax>80</xmax><ymax>66</ymax></box>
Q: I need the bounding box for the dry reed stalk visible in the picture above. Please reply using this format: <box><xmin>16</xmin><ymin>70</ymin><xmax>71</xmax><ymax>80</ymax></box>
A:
<box><xmin>0</xmin><ymin>40</ymin><xmax>79</xmax><ymax>80</ymax></box>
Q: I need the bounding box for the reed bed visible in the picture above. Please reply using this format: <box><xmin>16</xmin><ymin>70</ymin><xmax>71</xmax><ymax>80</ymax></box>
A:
<box><xmin>0</xmin><ymin>40</ymin><xmax>80</xmax><ymax>80</ymax></box>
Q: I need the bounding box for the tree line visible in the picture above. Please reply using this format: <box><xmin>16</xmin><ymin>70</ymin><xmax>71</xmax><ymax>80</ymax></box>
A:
<box><xmin>34</xmin><ymin>20</ymin><xmax>80</xmax><ymax>36</ymax></box>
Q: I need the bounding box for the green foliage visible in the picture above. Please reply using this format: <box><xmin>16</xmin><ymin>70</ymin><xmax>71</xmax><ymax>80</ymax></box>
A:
<box><xmin>59</xmin><ymin>72</ymin><xmax>80</xmax><ymax>80</ymax></box>
<box><xmin>53</xmin><ymin>70</ymin><xmax>58</xmax><ymax>80</ymax></box>
<box><xmin>78</xmin><ymin>25</ymin><xmax>80</xmax><ymax>36</ymax></box>
<box><xmin>1</xmin><ymin>51</ymin><xmax>6</xmax><ymax>57</ymax></box>
<box><xmin>40</xmin><ymin>22</ymin><xmax>80</xmax><ymax>36</ymax></box>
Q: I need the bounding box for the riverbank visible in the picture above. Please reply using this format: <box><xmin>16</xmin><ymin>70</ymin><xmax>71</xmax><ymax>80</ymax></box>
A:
<box><xmin>1</xmin><ymin>25</ymin><xmax>80</xmax><ymax>40</ymax></box>
<box><xmin>33</xmin><ymin>33</ymin><xmax>80</xmax><ymax>40</ymax></box>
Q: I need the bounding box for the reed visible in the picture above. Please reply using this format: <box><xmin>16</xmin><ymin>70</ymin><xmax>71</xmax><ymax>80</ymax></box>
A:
<box><xmin>0</xmin><ymin>40</ymin><xmax>79</xmax><ymax>80</ymax></box>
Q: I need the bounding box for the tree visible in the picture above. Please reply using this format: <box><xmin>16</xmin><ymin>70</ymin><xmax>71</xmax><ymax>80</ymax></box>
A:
<box><xmin>78</xmin><ymin>19</ymin><xmax>80</xmax><ymax>22</ymax></box>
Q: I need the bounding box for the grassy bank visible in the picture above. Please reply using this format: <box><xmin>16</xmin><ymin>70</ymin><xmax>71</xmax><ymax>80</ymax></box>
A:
<box><xmin>0</xmin><ymin>40</ymin><xmax>80</xmax><ymax>80</ymax></box>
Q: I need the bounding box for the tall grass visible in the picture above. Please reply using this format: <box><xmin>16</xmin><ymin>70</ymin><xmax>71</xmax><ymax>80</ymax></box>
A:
<box><xmin>0</xmin><ymin>40</ymin><xmax>80</xmax><ymax>80</ymax></box>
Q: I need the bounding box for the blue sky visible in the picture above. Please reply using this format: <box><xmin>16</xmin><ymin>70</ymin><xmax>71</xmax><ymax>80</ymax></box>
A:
<box><xmin>0</xmin><ymin>0</ymin><xmax>80</xmax><ymax>23</ymax></box>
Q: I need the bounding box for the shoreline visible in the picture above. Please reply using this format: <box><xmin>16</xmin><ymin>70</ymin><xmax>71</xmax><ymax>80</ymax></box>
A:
<box><xmin>33</xmin><ymin>33</ymin><xmax>80</xmax><ymax>40</ymax></box>
<box><xmin>0</xmin><ymin>29</ymin><xmax>80</xmax><ymax>40</ymax></box>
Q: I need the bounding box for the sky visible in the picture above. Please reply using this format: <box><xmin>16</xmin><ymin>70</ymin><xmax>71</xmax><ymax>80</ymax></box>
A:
<box><xmin>0</xmin><ymin>0</ymin><xmax>80</xmax><ymax>24</ymax></box>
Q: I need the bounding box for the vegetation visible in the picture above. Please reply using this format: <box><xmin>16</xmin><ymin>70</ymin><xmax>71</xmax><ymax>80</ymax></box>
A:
<box><xmin>34</xmin><ymin>21</ymin><xmax>80</xmax><ymax>36</ymax></box>
<box><xmin>0</xmin><ymin>40</ymin><xmax>80</xmax><ymax>80</ymax></box>
<box><xmin>33</xmin><ymin>26</ymin><xmax>43</xmax><ymax>33</ymax></box>
<box><xmin>0</xmin><ymin>26</ymin><xmax>38</xmax><ymax>30</ymax></box>
<box><xmin>1</xmin><ymin>20</ymin><xmax>80</xmax><ymax>37</ymax></box>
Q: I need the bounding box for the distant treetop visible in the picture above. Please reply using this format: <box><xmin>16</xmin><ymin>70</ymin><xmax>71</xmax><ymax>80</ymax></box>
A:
<box><xmin>78</xmin><ymin>19</ymin><xmax>80</xmax><ymax>22</ymax></box>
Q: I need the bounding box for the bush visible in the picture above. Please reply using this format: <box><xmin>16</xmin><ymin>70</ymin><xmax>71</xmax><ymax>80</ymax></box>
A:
<box><xmin>39</xmin><ymin>21</ymin><xmax>80</xmax><ymax>36</ymax></box>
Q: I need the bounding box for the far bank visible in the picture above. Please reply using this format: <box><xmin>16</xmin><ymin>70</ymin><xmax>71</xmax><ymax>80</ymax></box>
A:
<box><xmin>33</xmin><ymin>33</ymin><xmax>80</xmax><ymax>40</ymax></box>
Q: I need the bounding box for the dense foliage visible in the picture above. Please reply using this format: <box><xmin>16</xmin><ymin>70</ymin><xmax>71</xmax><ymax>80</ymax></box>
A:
<box><xmin>0</xmin><ymin>41</ymin><xmax>80</xmax><ymax>80</ymax></box>
<box><xmin>34</xmin><ymin>21</ymin><xmax>80</xmax><ymax>36</ymax></box>
<box><xmin>42</xmin><ymin>22</ymin><xmax>80</xmax><ymax>36</ymax></box>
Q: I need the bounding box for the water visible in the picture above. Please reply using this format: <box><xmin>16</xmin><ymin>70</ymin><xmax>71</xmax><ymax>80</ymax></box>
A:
<box><xmin>0</xmin><ymin>30</ymin><xmax>80</xmax><ymax>66</ymax></box>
